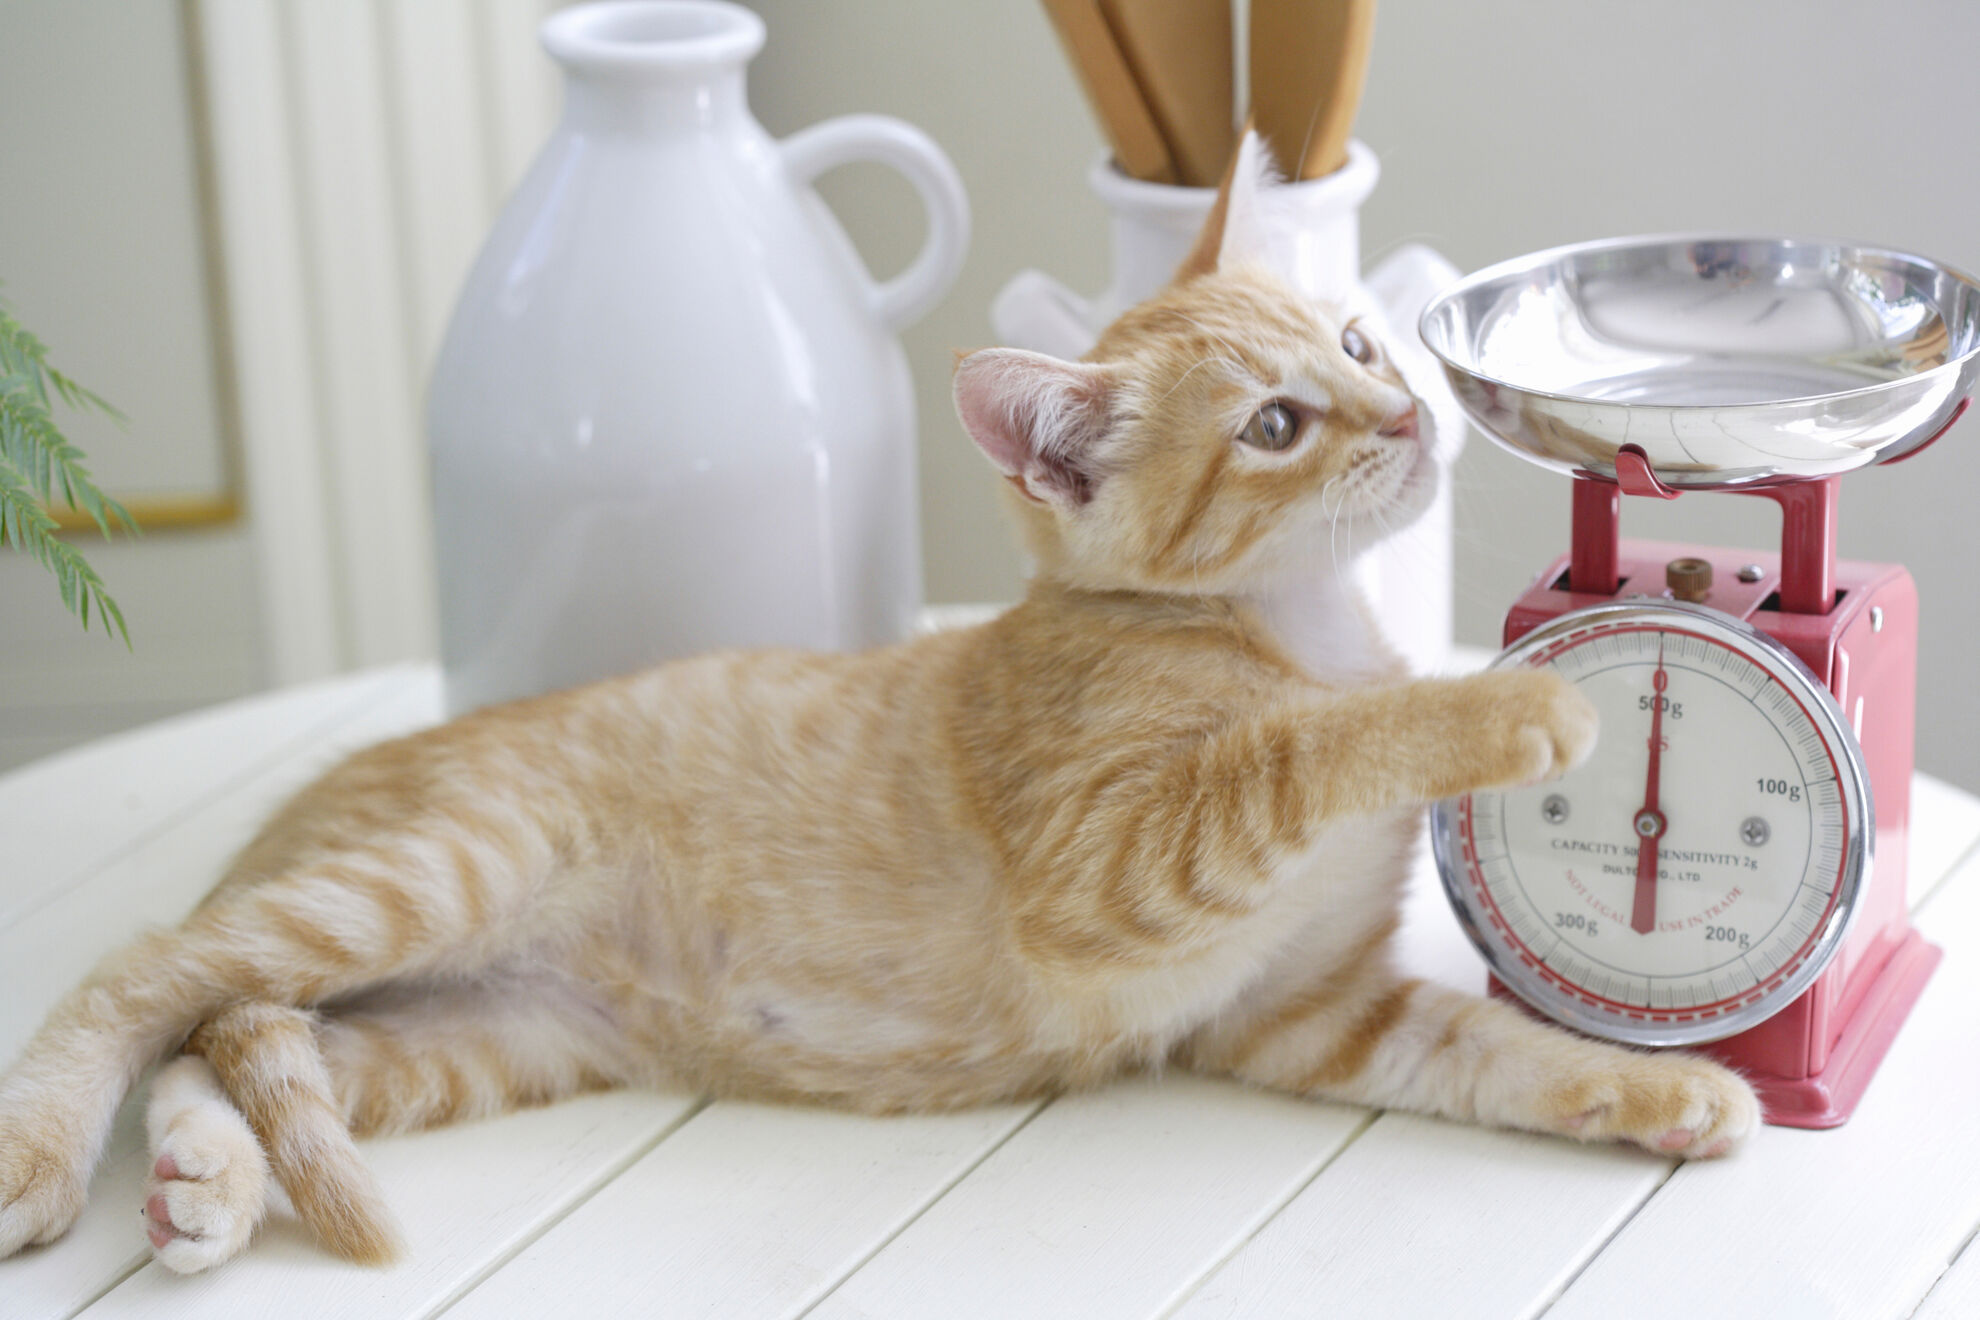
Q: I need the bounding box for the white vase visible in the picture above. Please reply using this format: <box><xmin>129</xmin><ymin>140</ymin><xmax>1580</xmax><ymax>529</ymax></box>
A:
<box><xmin>429</xmin><ymin>0</ymin><xmax>969</xmax><ymax>714</ymax></box>
<box><xmin>991</xmin><ymin>143</ymin><xmax>1462</xmax><ymax>673</ymax></box>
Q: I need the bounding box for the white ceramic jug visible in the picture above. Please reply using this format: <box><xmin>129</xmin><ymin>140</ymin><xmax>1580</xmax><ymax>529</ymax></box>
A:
<box><xmin>429</xmin><ymin>0</ymin><xmax>968</xmax><ymax>714</ymax></box>
<box><xmin>992</xmin><ymin>143</ymin><xmax>1462</xmax><ymax>673</ymax></box>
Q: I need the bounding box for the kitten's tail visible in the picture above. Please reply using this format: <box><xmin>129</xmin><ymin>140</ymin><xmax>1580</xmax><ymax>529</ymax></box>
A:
<box><xmin>186</xmin><ymin>1002</ymin><xmax>405</xmax><ymax>1265</ymax></box>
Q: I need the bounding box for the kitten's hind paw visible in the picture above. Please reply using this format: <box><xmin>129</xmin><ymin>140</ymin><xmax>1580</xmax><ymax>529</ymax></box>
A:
<box><xmin>144</xmin><ymin>1122</ymin><xmax>271</xmax><ymax>1273</ymax></box>
<box><xmin>143</xmin><ymin>1058</ymin><xmax>272</xmax><ymax>1273</ymax></box>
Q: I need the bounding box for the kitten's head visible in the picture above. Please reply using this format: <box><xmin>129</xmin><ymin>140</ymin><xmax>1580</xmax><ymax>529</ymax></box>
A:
<box><xmin>954</xmin><ymin>133</ymin><xmax>1434</xmax><ymax>597</ymax></box>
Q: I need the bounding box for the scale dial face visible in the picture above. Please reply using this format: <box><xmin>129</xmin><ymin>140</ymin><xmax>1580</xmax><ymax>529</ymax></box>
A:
<box><xmin>1431</xmin><ymin>600</ymin><xmax>1871</xmax><ymax>1047</ymax></box>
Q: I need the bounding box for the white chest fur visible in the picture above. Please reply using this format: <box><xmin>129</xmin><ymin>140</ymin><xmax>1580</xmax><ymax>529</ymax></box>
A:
<box><xmin>1247</xmin><ymin>569</ymin><xmax>1402</xmax><ymax>686</ymax></box>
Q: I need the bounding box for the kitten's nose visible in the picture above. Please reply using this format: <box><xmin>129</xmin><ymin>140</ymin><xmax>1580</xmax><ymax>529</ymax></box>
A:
<box><xmin>1380</xmin><ymin>404</ymin><xmax>1420</xmax><ymax>442</ymax></box>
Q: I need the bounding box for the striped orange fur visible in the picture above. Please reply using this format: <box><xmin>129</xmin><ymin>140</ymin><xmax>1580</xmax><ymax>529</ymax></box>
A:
<box><xmin>189</xmin><ymin>1004</ymin><xmax>402</xmax><ymax>1265</ymax></box>
<box><xmin>0</xmin><ymin>133</ymin><xmax>1756</xmax><ymax>1275</ymax></box>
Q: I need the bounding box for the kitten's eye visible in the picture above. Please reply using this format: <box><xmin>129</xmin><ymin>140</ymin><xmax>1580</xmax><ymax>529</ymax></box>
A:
<box><xmin>1342</xmin><ymin>324</ymin><xmax>1373</xmax><ymax>364</ymax></box>
<box><xmin>1239</xmin><ymin>402</ymin><xmax>1299</xmax><ymax>451</ymax></box>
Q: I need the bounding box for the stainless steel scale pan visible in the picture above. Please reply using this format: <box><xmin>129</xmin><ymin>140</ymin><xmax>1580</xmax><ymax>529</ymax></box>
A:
<box><xmin>1419</xmin><ymin>235</ymin><xmax>1980</xmax><ymax>489</ymax></box>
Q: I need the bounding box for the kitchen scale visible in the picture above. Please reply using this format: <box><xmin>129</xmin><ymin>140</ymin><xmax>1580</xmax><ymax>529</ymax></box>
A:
<box><xmin>1419</xmin><ymin>235</ymin><xmax>1980</xmax><ymax>1128</ymax></box>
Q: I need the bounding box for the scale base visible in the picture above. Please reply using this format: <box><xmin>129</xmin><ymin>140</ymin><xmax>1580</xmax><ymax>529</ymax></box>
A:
<box><xmin>1728</xmin><ymin>927</ymin><xmax>1942</xmax><ymax>1129</ymax></box>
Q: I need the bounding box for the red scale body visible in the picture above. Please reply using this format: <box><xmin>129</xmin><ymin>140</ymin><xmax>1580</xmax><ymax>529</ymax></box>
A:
<box><xmin>1489</xmin><ymin>459</ymin><xmax>1941</xmax><ymax>1129</ymax></box>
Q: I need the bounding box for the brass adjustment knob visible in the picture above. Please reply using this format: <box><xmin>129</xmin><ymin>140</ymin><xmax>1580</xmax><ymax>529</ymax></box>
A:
<box><xmin>1666</xmin><ymin>557</ymin><xmax>1713</xmax><ymax>603</ymax></box>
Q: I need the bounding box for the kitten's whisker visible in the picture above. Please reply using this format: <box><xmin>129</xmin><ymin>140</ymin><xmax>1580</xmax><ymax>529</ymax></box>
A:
<box><xmin>1323</xmin><ymin>476</ymin><xmax>1349</xmax><ymax>597</ymax></box>
<box><xmin>1333</xmin><ymin>509</ymin><xmax>1358</xmax><ymax>602</ymax></box>
<box><xmin>1296</xmin><ymin>103</ymin><xmax>1324</xmax><ymax>186</ymax></box>
<box><xmin>1156</xmin><ymin>354</ymin><xmax>1246</xmax><ymax>404</ymax></box>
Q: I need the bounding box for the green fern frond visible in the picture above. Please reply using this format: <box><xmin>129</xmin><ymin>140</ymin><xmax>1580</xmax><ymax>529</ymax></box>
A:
<box><xmin>0</xmin><ymin>452</ymin><xmax>128</xmax><ymax>643</ymax></box>
<box><xmin>0</xmin><ymin>391</ymin><xmax>135</xmax><ymax>538</ymax></box>
<box><xmin>0</xmin><ymin>289</ymin><xmax>137</xmax><ymax>644</ymax></box>
<box><xmin>45</xmin><ymin>363</ymin><xmax>123</xmax><ymax>422</ymax></box>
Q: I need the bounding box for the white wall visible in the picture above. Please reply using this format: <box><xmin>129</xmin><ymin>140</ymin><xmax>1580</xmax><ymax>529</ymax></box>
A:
<box><xmin>0</xmin><ymin>0</ymin><xmax>264</xmax><ymax>772</ymax></box>
<box><xmin>744</xmin><ymin>0</ymin><xmax>1980</xmax><ymax>792</ymax></box>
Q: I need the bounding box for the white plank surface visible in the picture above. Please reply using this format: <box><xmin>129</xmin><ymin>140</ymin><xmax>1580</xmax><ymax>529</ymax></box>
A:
<box><xmin>808</xmin><ymin>1076</ymin><xmax>1371</xmax><ymax>1320</ymax></box>
<box><xmin>80</xmin><ymin>1092</ymin><xmax>699</xmax><ymax>1320</ymax></box>
<box><xmin>1913</xmin><ymin>1226</ymin><xmax>1980</xmax><ymax>1320</ymax></box>
<box><xmin>1169</xmin><ymin>1112</ymin><xmax>1672</xmax><ymax>1320</ymax></box>
<box><xmin>445</xmin><ymin>1100</ymin><xmax>1044</xmax><ymax>1320</ymax></box>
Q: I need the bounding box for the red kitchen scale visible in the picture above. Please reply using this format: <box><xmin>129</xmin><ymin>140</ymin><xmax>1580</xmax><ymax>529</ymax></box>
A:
<box><xmin>1419</xmin><ymin>235</ymin><xmax>1980</xmax><ymax>1128</ymax></box>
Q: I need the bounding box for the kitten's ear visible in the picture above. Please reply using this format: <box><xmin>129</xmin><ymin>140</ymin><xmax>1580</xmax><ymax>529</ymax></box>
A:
<box><xmin>953</xmin><ymin>349</ymin><xmax>1117</xmax><ymax>509</ymax></box>
<box><xmin>1173</xmin><ymin>128</ymin><xmax>1279</xmax><ymax>282</ymax></box>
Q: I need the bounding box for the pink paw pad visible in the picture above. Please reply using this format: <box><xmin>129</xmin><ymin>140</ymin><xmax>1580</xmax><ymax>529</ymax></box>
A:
<box><xmin>1655</xmin><ymin>1128</ymin><xmax>1695</xmax><ymax>1152</ymax></box>
<box><xmin>144</xmin><ymin>1193</ymin><xmax>180</xmax><ymax>1247</ymax></box>
<box><xmin>153</xmin><ymin>1153</ymin><xmax>180</xmax><ymax>1182</ymax></box>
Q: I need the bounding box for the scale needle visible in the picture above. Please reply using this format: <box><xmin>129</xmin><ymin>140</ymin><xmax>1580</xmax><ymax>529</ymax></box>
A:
<box><xmin>1631</xmin><ymin>641</ymin><xmax>1670</xmax><ymax>934</ymax></box>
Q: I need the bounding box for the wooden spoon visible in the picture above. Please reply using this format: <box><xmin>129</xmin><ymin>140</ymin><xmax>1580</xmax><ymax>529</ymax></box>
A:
<box><xmin>1248</xmin><ymin>0</ymin><xmax>1376</xmax><ymax>179</ymax></box>
<box><xmin>1098</xmin><ymin>0</ymin><xmax>1235</xmax><ymax>187</ymax></box>
<box><xmin>1040</xmin><ymin>0</ymin><xmax>1178</xmax><ymax>183</ymax></box>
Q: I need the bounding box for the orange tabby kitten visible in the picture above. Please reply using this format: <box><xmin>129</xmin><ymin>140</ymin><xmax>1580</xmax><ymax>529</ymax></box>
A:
<box><xmin>0</xmin><ymin>134</ymin><xmax>1757</xmax><ymax>1275</ymax></box>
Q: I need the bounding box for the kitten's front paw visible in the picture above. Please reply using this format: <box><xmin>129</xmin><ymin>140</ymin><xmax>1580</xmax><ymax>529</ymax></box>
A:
<box><xmin>0</xmin><ymin>1112</ymin><xmax>89</xmax><ymax>1258</ymax></box>
<box><xmin>1546</xmin><ymin>1051</ymin><xmax>1759</xmax><ymax>1159</ymax></box>
<box><xmin>1466</xmin><ymin>669</ymin><xmax>1598</xmax><ymax>787</ymax></box>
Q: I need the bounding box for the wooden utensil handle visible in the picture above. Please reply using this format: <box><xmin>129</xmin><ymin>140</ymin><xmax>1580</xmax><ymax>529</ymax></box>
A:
<box><xmin>1249</xmin><ymin>0</ymin><xmax>1376</xmax><ymax>179</ymax></box>
<box><xmin>1100</xmin><ymin>0</ymin><xmax>1235</xmax><ymax>187</ymax></box>
<box><xmin>1040</xmin><ymin>0</ymin><xmax>1177</xmax><ymax>183</ymax></box>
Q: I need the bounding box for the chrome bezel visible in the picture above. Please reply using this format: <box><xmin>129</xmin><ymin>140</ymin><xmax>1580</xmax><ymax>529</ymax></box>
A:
<box><xmin>1430</xmin><ymin>599</ymin><xmax>1873</xmax><ymax>1047</ymax></box>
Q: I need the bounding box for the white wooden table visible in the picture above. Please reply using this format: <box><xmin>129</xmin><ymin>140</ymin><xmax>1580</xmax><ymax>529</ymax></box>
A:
<box><xmin>6</xmin><ymin>655</ymin><xmax>1980</xmax><ymax>1319</ymax></box>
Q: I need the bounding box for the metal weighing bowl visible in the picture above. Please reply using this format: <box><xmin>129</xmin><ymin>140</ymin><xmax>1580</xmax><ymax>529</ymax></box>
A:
<box><xmin>1419</xmin><ymin>235</ymin><xmax>1980</xmax><ymax>488</ymax></box>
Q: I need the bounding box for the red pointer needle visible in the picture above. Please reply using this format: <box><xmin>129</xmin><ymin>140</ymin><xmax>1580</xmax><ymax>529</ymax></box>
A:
<box><xmin>1631</xmin><ymin>643</ymin><xmax>1670</xmax><ymax>934</ymax></box>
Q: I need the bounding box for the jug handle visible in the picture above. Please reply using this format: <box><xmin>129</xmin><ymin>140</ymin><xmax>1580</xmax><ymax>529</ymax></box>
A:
<box><xmin>780</xmin><ymin>115</ymin><xmax>970</xmax><ymax>333</ymax></box>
